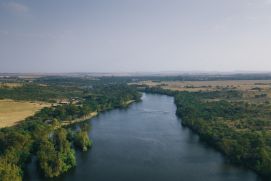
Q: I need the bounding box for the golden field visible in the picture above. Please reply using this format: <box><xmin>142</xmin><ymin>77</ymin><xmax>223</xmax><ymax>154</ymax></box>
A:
<box><xmin>0</xmin><ymin>99</ymin><xmax>50</xmax><ymax>128</ymax></box>
<box><xmin>0</xmin><ymin>82</ymin><xmax>22</xmax><ymax>88</ymax></box>
<box><xmin>135</xmin><ymin>80</ymin><xmax>271</xmax><ymax>91</ymax></box>
<box><xmin>133</xmin><ymin>80</ymin><xmax>271</xmax><ymax>103</ymax></box>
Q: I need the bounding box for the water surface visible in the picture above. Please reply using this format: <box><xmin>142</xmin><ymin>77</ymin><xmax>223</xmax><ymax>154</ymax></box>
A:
<box><xmin>27</xmin><ymin>93</ymin><xmax>260</xmax><ymax>181</ymax></box>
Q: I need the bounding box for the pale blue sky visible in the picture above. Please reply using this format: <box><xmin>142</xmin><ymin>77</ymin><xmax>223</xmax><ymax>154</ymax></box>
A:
<box><xmin>1</xmin><ymin>0</ymin><xmax>271</xmax><ymax>73</ymax></box>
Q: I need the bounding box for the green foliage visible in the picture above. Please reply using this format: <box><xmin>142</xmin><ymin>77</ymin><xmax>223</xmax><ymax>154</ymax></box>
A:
<box><xmin>0</xmin><ymin>129</ymin><xmax>32</xmax><ymax>169</ymax></box>
<box><xmin>37</xmin><ymin>140</ymin><xmax>62</xmax><ymax>178</ymax></box>
<box><xmin>0</xmin><ymin>77</ymin><xmax>141</xmax><ymax>180</ymax></box>
<box><xmin>74</xmin><ymin>130</ymin><xmax>92</xmax><ymax>151</ymax></box>
<box><xmin>0</xmin><ymin>158</ymin><xmax>22</xmax><ymax>181</ymax></box>
<box><xmin>37</xmin><ymin>128</ymin><xmax>76</xmax><ymax>178</ymax></box>
<box><xmin>0</xmin><ymin>129</ymin><xmax>31</xmax><ymax>181</ymax></box>
<box><xmin>0</xmin><ymin>84</ymin><xmax>83</xmax><ymax>102</ymax></box>
<box><xmin>144</xmin><ymin>86</ymin><xmax>271</xmax><ymax>178</ymax></box>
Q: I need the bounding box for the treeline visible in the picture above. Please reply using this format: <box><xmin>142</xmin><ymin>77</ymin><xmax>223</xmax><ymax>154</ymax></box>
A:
<box><xmin>0</xmin><ymin>81</ymin><xmax>141</xmax><ymax>180</ymax></box>
<box><xmin>2</xmin><ymin>74</ymin><xmax>271</xmax><ymax>88</ymax></box>
<box><xmin>35</xmin><ymin>74</ymin><xmax>271</xmax><ymax>83</ymax></box>
<box><xmin>0</xmin><ymin>84</ymin><xmax>83</xmax><ymax>102</ymax></box>
<box><xmin>26</xmin><ymin>84</ymin><xmax>141</xmax><ymax>123</ymax></box>
<box><xmin>0</xmin><ymin>81</ymin><xmax>141</xmax><ymax>104</ymax></box>
<box><xmin>144</xmin><ymin>86</ymin><xmax>271</xmax><ymax>179</ymax></box>
<box><xmin>35</xmin><ymin>76</ymin><xmax>134</xmax><ymax>87</ymax></box>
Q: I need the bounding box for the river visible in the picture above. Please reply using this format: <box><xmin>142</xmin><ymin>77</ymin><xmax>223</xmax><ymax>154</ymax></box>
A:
<box><xmin>26</xmin><ymin>93</ymin><xmax>260</xmax><ymax>181</ymax></box>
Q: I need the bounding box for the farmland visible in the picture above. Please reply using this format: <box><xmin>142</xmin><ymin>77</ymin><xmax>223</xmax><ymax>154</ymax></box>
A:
<box><xmin>135</xmin><ymin>79</ymin><xmax>271</xmax><ymax>91</ymax></box>
<box><xmin>0</xmin><ymin>99</ymin><xmax>50</xmax><ymax>128</ymax></box>
<box><xmin>135</xmin><ymin>80</ymin><xmax>271</xmax><ymax>104</ymax></box>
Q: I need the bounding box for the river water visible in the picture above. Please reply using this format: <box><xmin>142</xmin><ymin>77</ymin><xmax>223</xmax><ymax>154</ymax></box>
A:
<box><xmin>27</xmin><ymin>93</ymin><xmax>260</xmax><ymax>181</ymax></box>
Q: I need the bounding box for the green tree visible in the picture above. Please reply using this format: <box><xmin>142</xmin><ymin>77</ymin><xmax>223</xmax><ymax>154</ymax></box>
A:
<box><xmin>74</xmin><ymin>131</ymin><xmax>92</xmax><ymax>151</ymax></box>
<box><xmin>0</xmin><ymin>158</ymin><xmax>22</xmax><ymax>181</ymax></box>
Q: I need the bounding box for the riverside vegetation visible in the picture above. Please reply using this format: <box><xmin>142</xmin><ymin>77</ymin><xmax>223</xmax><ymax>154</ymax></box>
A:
<box><xmin>0</xmin><ymin>76</ymin><xmax>141</xmax><ymax>180</ymax></box>
<box><xmin>143</xmin><ymin>85</ymin><xmax>271</xmax><ymax>179</ymax></box>
<box><xmin>2</xmin><ymin>74</ymin><xmax>271</xmax><ymax>180</ymax></box>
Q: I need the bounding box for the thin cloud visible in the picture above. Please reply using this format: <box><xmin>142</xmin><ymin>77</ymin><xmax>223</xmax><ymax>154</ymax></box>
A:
<box><xmin>2</xmin><ymin>2</ymin><xmax>29</xmax><ymax>14</ymax></box>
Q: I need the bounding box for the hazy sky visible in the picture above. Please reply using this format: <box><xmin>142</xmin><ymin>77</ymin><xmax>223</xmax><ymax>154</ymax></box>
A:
<box><xmin>1</xmin><ymin>0</ymin><xmax>271</xmax><ymax>73</ymax></box>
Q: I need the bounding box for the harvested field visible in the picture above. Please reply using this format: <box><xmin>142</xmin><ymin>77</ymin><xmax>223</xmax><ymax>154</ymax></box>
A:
<box><xmin>133</xmin><ymin>80</ymin><xmax>271</xmax><ymax>103</ymax></box>
<box><xmin>135</xmin><ymin>80</ymin><xmax>271</xmax><ymax>92</ymax></box>
<box><xmin>0</xmin><ymin>82</ymin><xmax>22</xmax><ymax>88</ymax></box>
<box><xmin>0</xmin><ymin>99</ymin><xmax>50</xmax><ymax>128</ymax></box>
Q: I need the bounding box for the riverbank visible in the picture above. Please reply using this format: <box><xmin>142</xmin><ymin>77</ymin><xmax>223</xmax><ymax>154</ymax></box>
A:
<box><xmin>143</xmin><ymin>87</ymin><xmax>271</xmax><ymax>180</ymax></box>
<box><xmin>61</xmin><ymin>112</ymin><xmax>98</xmax><ymax>126</ymax></box>
<box><xmin>61</xmin><ymin>100</ymin><xmax>136</xmax><ymax>126</ymax></box>
<box><xmin>26</xmin><ymin>93</ymin><xmax>259</xmax><ymax>181</ymax></box>
<box><xmin>0</xmin><ymin>80</ymin><xmax>142</xmax><ymax>181</ymax></box>
<box><xmin>123</xmin><ymin>100</ymin><xmax>135</xmax><ymax>106</ymax></box>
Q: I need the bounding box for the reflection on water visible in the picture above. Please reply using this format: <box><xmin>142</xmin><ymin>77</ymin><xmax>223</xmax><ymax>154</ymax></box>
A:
<box><xmin>140</xmin><ymin>108</ymin><xmax>170</xmax><ymax>114</ymax></box>
<box><xmin>26</xmin><ymin>93</ymin><xmax>261</xmax><ymax>181</ymax></box>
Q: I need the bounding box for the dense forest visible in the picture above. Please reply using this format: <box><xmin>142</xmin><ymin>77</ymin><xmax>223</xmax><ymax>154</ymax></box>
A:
<box><xmin>0</xmin><ymin>77</ymin><xmax>141</xmax><ymax>181</ymax></box>
<box><xmin>144</xmin><ymin>86</ymin><xmax>271</xmax><ymax>179</ymax></box>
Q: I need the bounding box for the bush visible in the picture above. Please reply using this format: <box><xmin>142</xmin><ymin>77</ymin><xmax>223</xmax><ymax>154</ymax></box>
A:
<box><xmin>74</xmin><ymin>131</ymin><xmax>92</xmax><ymax>151</ymax></box>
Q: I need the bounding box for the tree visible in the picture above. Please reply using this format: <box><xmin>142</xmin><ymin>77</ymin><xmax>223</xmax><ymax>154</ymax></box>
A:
<box><xmin>74</xmin><ymin>131</ymin><xmax>92</xmax><ymax>151</ymax></box>
<box><xmin>0</xmin><ymin>158</ymin><xmax>22</xmax><ymax>181</ymax></box>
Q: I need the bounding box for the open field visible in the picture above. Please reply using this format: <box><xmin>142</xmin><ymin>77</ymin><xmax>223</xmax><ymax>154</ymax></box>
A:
<box><xmin>0</xmin><ymin>99</ymin><xmax>50</xmax><ymax>128</ymax></box>
<box><xmin>134</xmin><ymin>80</ymin><xmax>271</xmax><ymax>103</ymax></box>
<box><xmin>135</xmin><ymin>80</ymin><xmax>271</xmax><ymax>91</ymax></box>
<box><xmin>0</xmin><ymin>82</ymin><xmax>23</xmax><ymax>88</ymax></box>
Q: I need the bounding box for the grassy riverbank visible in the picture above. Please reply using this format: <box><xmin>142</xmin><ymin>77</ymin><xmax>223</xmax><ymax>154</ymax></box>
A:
<box><xmin>61</xmin><ymin>112</ymin><xmax>98</xmax><ymax>126</ymax></box>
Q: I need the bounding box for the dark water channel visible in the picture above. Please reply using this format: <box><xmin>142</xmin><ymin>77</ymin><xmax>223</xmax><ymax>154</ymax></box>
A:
<box><xmin>27</xmin><ymin>93</ymin><xmax>260</xmax><ymax>181</ymax></box>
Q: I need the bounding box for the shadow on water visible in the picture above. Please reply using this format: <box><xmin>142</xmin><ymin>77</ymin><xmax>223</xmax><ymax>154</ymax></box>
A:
<box><xmin>25</xmin><ymin>93</ymin><xmax>264</xmax><ymax>181</ymax></box>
